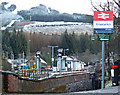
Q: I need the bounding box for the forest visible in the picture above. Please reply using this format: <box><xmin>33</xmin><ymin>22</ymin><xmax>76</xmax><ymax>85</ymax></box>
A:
<box><xmin>2</xmin><ymin>27</ymin><xmax>120</xmax><ymax>65</ymax></box>
<box><xmin>2</xmin><ymin>29</ymin><xmax>28</xmax><ymax>59</ymax></box>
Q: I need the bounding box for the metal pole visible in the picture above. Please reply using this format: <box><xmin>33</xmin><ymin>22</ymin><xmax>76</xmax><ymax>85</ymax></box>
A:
<box><xmin>64</xmin><ymin>49</ymin><xmax>65</xmax><ymax>55</ymax></box>
<box><xmin>60</xmin><ymin>56</ymin><xmax>62</xmax><ymax>75</ymax></box>
<box><xmin>52</xmin><ymin>47</ymin><xmax>54</xmax><ymax>70</ymax></box>
<box><xmin>48</xmin><ymin>46</ymin><xmax>58</xmax><ymax>71</ymax></box>
<box><xmin>101</xmin><ymin>41</ymin><xmax>105</xmax><ymax>89</ymax></box>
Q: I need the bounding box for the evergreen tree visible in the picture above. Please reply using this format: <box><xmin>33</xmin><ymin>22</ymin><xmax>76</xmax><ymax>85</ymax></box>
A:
<box><xmin>69</xmin><ymin>32</ymin><xmax>79</xmax><ymax>54</ymax></box>
<box><xmin>2</xmin><ymin>29</ymin><xmax>12</xmax><ymax>58</ymax></box>
<box><xmin>79</xmin><ymin>33</ymin><xmax>86</xmax><ymax>53</ymax></box>
<box><xmin>9</xmin><ymin>29</ymin><xmax>28</xmax><ymax>59</ymax></box>
<box><xmin>61</xmin><ymin>31</ymin><xmax>101</xmax><ymax>55</ymax></box>
<box><xmin>17</xmin><ymin>29</ymin><xmax>28</xmax><ymax>56</ymax></box>
<box><xmin>61</xmin><ymin>30</ymin><xmax>70</xmax><ymax>49</ymax></box>
<box><xmin>10</xmin><ymin>30</ymin><xmax>19</xmax><ymax>59</ymax></box>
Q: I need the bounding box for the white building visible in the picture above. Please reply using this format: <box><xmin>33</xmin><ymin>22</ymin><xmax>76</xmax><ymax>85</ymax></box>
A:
<box><xmin>7</xmin><ymin>58</ymin><xmax>27</xmax><ymax>71</ymax></box>
<box><xmin>75</xmin><ymin>60</ymin><xmax>86</xmax><ymax>71</ymax></box>
<box><xmin>56</xmin><ymin>56</ymin><xmax>86</xmax><ymax>72</ymax></box>
<box><xmin>66</xmin><ymin>56</ymin><xmax>73</xmax><ymax>71</ymax></box>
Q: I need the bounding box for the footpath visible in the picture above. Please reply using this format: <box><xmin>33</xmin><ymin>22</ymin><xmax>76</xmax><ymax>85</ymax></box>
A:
<box><xmin>1</xmin><ymin>86</ymin><xmax>120</xmax><ymax>95</ymax></box>
<box><xmin>72</xmin><ymin>86</ymin><xmax>120</xmax><ymax>95</ymax></box>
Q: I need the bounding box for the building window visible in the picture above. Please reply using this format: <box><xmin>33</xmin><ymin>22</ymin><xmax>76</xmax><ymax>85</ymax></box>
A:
<box><xmin>68</xmin><ymin>62</ymin><xmax>71</xmax><ymax>68</ymax></box>
<box><xmin>81</xmin><ymin>64</ymin><xmax>82</xmax><ymax>69</ymax></box>
<box><xmin>30</xmin><ymin>62</ymin><xmax>34</xmax><ymax>66</ymax></box>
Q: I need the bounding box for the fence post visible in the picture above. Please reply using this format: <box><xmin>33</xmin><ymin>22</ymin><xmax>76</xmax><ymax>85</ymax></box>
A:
<box><xmin>33</xmin><ymin>69</ymin><xmax>34</xmax><ymax>79</ymax></box>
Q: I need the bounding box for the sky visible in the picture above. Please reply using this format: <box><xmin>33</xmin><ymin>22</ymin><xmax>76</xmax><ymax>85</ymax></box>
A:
<box><xmin>0</xmin><ymin>0</ymin><xmax>112</xmax><ymax>15</ymax></box>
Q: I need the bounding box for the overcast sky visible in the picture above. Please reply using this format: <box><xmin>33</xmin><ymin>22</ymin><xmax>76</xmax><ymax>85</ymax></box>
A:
<box><xmin>0</xmin><ymin>0</ymin><xmax>112</xmax><ymax>15</ymax></box>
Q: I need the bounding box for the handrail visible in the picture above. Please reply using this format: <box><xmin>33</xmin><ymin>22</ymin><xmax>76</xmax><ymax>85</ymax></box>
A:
<box><xmin>19</xmin><ymin>69</ymin><xmax>49</xmax><ymax>79</ymax></box>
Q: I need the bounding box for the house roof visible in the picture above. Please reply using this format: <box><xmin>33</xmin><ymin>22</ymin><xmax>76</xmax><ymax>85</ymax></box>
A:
<box><xmin>40</xmin><ymin>58</ymin><xmax>47</xmax><ymax>64</ymax></box>
<box><xmin>26</xmin><ymin>56</ymin><xmax>47</xmax><ymax>64</ymax></box>
<box><xmin>56</xmin><ymin>55</ymin><xmax>86</xmax><ymax>65</ymax></box>
<box><xmin>66</xmin><ymin>57</ymin><xmax>73</xmax><ymax>61</ymax></box>
<box><xmin>14</xmin><ymin>21</ymin><xmax>35</xmax><ymax>26</ymax></box>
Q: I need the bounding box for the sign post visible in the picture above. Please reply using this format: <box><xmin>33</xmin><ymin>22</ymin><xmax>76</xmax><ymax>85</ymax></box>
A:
<box><xmin>93</xmin><ymin>11</ymin><xmax>113</xmax><ymax>89</ymax></box>
<box><xmin>101</xmin><ymin>40</ymin><xmax>105</xmax><ymax>89</ymax></box>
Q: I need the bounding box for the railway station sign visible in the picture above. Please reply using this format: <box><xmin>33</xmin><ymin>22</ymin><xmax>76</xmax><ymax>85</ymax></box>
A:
<box><xmin>98</xmin><ymin>34</ymin><xmax>110</xmax><ymax>41</ymax></box>
<box><xmin>93</xmin><ymin>11</ymin><xmax>113</xmax><ymax>34</ymax></box>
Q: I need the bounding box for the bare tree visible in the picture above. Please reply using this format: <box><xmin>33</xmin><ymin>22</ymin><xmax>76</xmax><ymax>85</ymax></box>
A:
<box><xmin>91</xmin><ymin>0</ymin><xmax>119</xmax><ymax>17</ymax></box>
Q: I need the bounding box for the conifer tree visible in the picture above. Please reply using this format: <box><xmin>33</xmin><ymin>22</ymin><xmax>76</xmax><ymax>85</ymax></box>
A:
<box><xmin>2</xmin><ymin>29</ymin><xmax>12</xmax><ymax>58</ymax></box>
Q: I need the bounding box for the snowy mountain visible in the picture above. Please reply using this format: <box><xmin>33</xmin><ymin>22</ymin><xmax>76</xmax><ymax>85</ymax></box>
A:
<box><xmin>0</xmin><ymin>2</ymin><xmax>23</xmax><ymax>27</ymax></box>
<box><xmin>17</xmin><ymin>4</ymin><xmax>93</xmax><ymax>23</ymax></box>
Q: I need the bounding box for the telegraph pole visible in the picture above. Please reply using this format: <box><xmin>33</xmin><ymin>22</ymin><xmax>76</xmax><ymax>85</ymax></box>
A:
<box><xmin>48</xmin><ymin>46</ymin><xmax>58</xmax><ymax>70</ymax></box>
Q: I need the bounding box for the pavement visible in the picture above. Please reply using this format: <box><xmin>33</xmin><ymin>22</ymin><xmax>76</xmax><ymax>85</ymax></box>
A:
<box><xmin>70</xmin><ymin>86</ymin><xmax>120</xmax><ymax>95</ymax></box>
<box><xmin>1</xmin><ymin>86</ymin><xmax>120</xmax><ymax>95</ymax></box>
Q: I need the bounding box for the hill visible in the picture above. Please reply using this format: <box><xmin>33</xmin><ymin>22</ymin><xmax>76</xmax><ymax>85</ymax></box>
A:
<box><xmin>0</xmin><ymin>2</ymin><xmax>93</xmax><ymax>28</ymax></box>
<box><xmin>17</xmin><ymin>4</ymin><xmax>93</xmax><ymax>23</ymax></box>
<box><xmin>0</xmin><ymin>2</ymin><xmax>23</xmax><ymax>27</ymax></box>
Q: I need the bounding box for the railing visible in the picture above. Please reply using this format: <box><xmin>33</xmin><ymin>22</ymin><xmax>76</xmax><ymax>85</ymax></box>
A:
<box><xmin>19</xmin><ymin>69</ymin><xmax>50</xmax><ymax>79</ymax></box>
<box><xmin>18</xmin><ymin>68</ymin><xmax>88</xmax><ymax>80</ymax></box>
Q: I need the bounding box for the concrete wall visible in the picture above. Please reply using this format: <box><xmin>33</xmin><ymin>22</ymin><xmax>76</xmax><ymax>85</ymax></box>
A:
<box><xmin>1</xmin><ymin>71</ymin><xmax>94</xmax><ymax>93</ymax></box>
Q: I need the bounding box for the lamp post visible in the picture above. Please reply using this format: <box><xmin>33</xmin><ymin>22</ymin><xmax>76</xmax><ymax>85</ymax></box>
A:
<box><xmin>48</xmin><ymin>46</ymin><xmax>58</xmax><ymax>71</ymax></box>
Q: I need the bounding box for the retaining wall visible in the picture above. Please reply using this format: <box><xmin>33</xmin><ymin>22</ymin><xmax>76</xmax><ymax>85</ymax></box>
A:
<box><xmin>1</xmin><ymin>71</ymin><xmax>94</xmax><ymax>93</ymax></box>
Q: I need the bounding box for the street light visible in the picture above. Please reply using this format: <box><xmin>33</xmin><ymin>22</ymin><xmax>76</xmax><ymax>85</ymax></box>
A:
<box><xmin>48</xmin><ymin>46</ymin><xmax>58</xmax><ymax>71</ymax></box>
